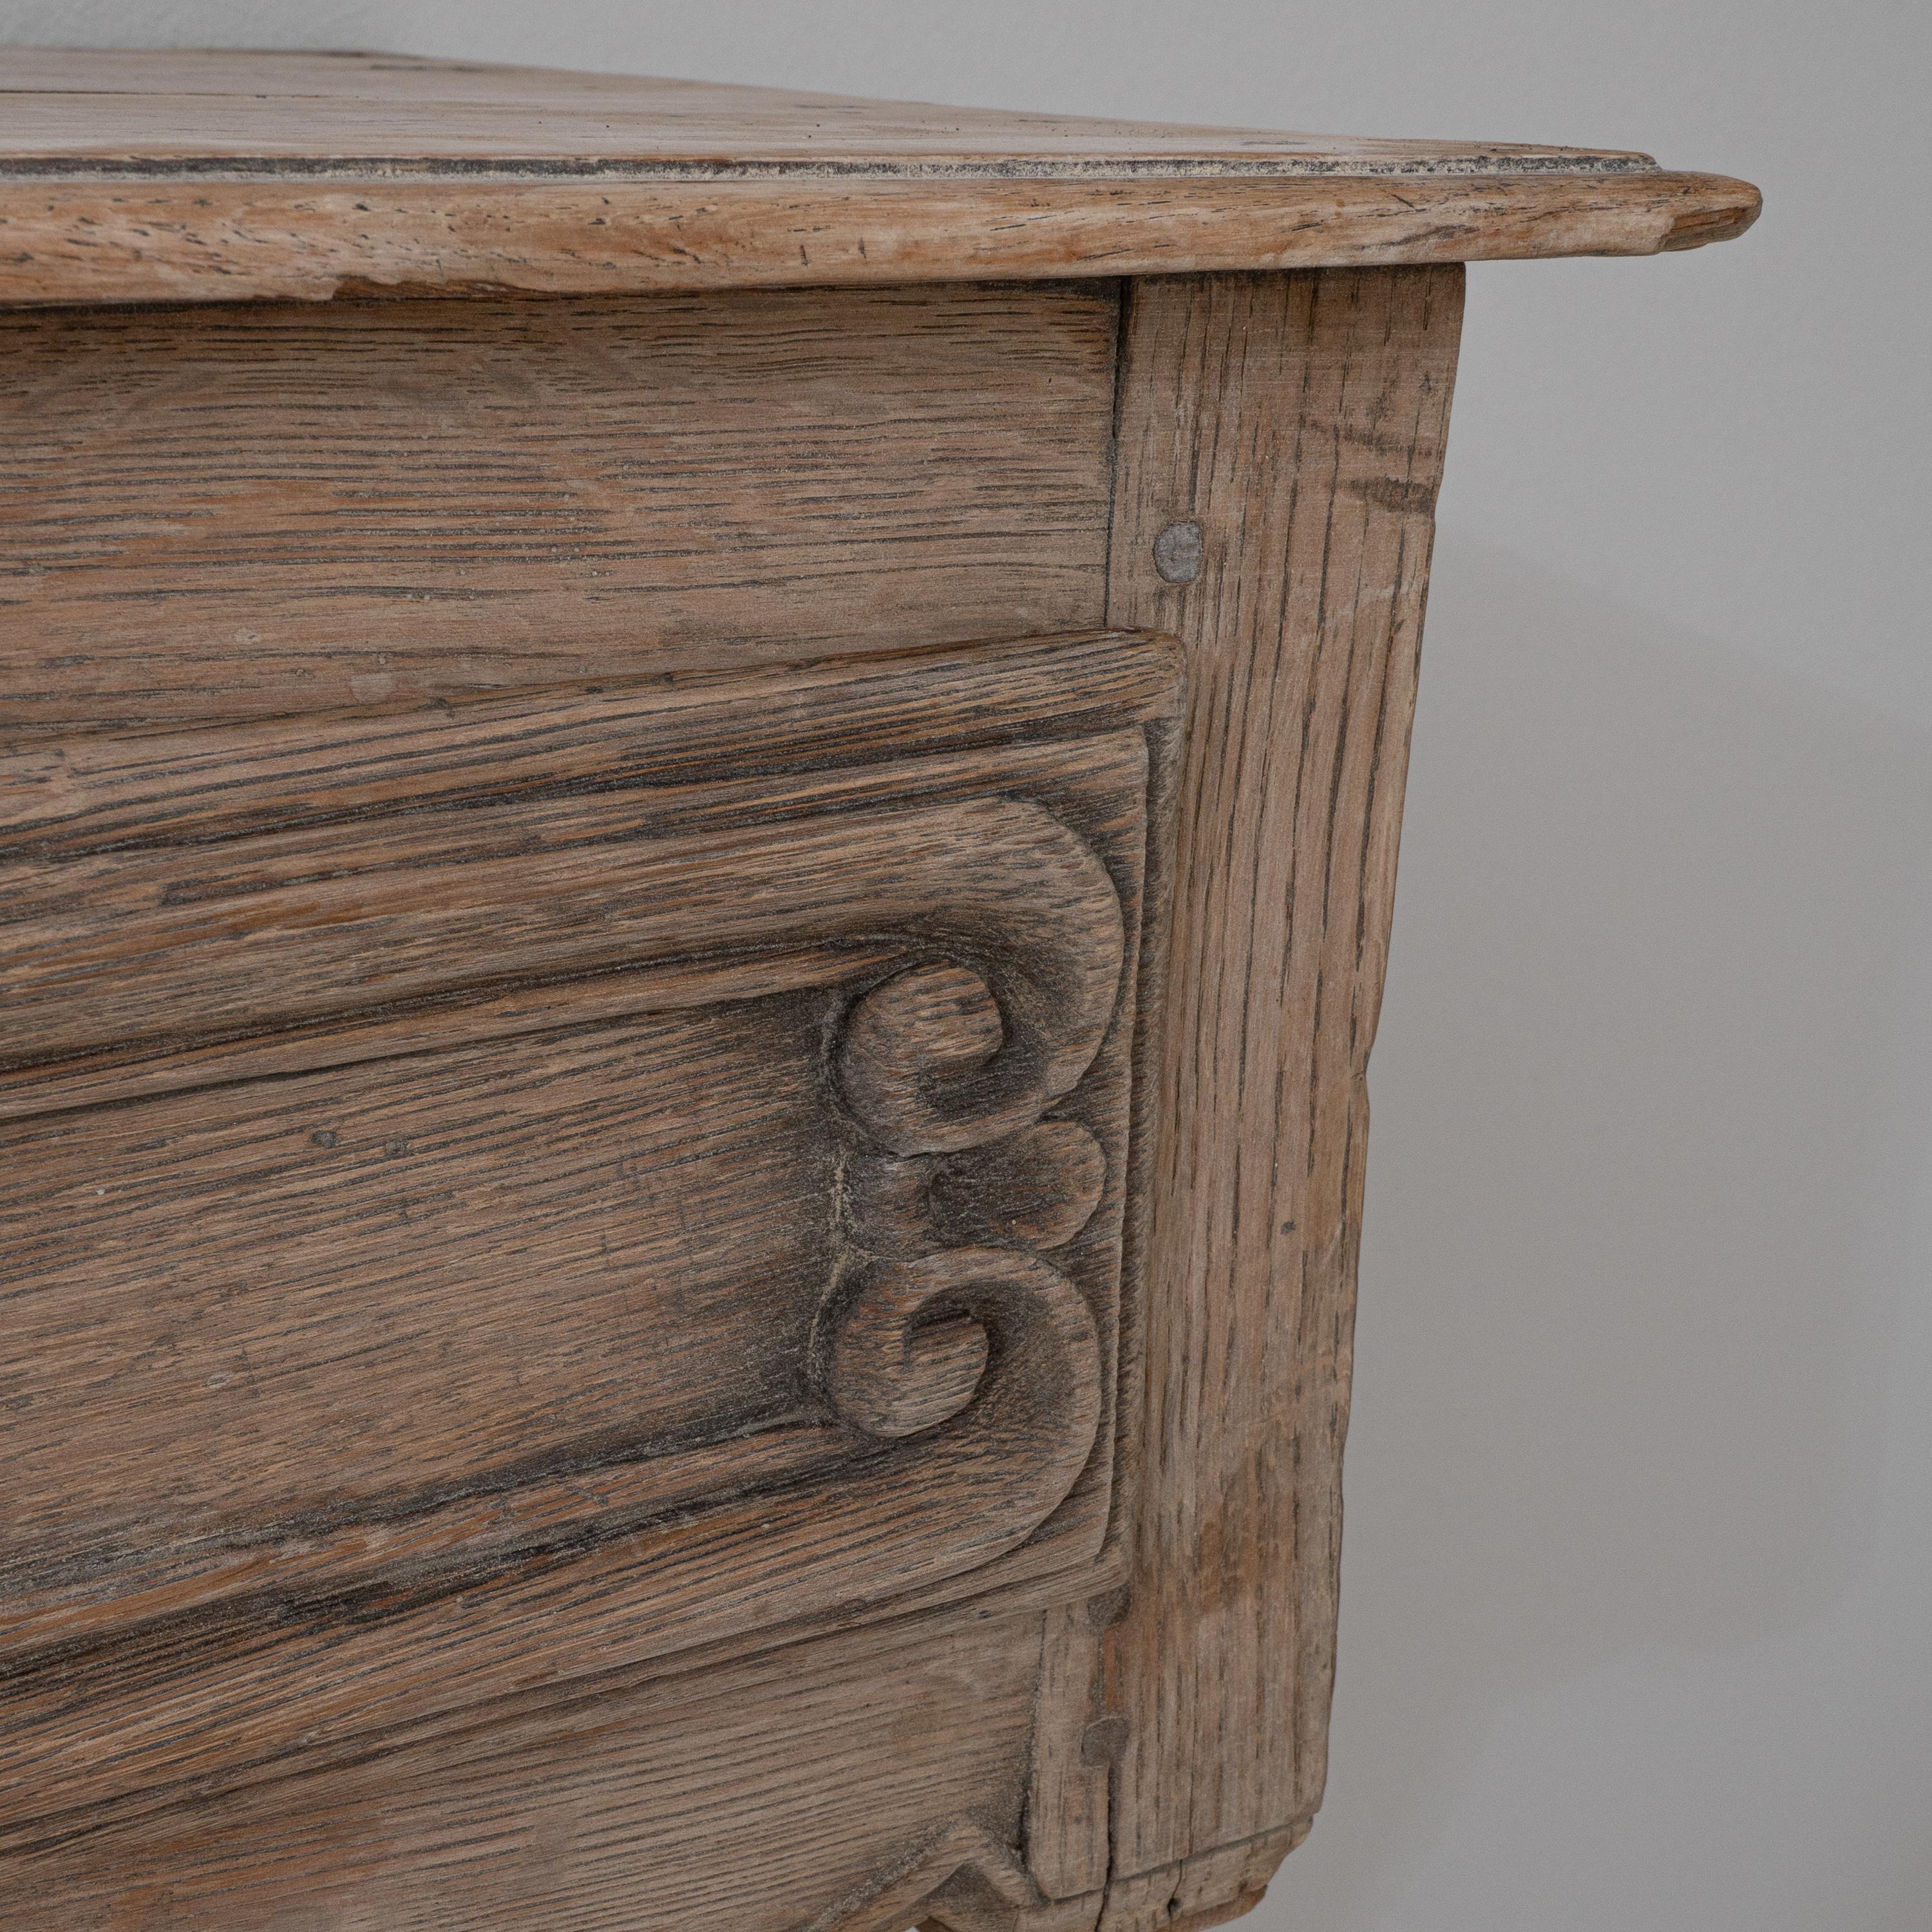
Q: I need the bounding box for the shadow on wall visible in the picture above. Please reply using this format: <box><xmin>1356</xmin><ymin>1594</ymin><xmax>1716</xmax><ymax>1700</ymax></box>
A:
<box><xmin>1262</xmin><ymin>540</ymin><xmax>1932</xmax><ymax>1932</ymax></box>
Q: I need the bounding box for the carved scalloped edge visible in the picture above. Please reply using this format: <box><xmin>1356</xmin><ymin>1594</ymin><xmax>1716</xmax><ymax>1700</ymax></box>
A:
<box><xmin>816</xmin><ymin>1817</ymin><xmax>1310</xmax><ymax>1932</ymax></box>
<box><xmin>811</xmin><ymin>1822</ymin><xmax>1087</xmax><ymax>1932</ymax></box>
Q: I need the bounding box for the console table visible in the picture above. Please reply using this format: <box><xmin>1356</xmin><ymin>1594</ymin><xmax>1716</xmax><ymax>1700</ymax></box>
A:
<box><xmin>0</xmin><ymin>50</ymin><xmax>1756</xmax><ymax>1932</ymax></box>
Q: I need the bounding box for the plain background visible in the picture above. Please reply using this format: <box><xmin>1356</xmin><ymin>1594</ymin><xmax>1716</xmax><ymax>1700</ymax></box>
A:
<box><xmin>3</xmin><ymin>5</ymin><xmax>1927</xmax><ymax>1928</ymax></box>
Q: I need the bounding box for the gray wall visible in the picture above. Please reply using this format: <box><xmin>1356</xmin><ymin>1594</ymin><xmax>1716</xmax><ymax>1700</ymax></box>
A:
<box><xmin>4</xmin><ymin>6</ymin><xmax>1926</xmax><ymax>1928</ymax></box>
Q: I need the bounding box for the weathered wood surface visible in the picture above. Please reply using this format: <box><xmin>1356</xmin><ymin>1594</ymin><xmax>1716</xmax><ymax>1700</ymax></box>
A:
<box><xmin>1099</xmin><ymin>267</ymin><xmax>1464</xmax><ymax>1898</ymax></box>
<box><xmin>1</xmin><ymin>793</ymin><xmax>1124</xmax><ymax>1066</ymax></box>
<box><xmin>0</xmin><ymin>287</ymin><xmax>1117</xmax><ymax>731</ymax></box>
<box><xmin>0</xmin><ymin>52</ymin><xmax>1758</xmax><ymax>306</ymax></box>
<box><xmin>0</xmin><ymin>631</ymin><xmax>1177</xmax><ymax>1840</ymax></box>
<box><xmin>0</xmin><ymin>628</ymin><xmax>1172</xmax><ymax>853</ymax></box>
<box><xmin>1024</xmin><ymin>1598</ymin><xmax>1117</xmax><ymax>1902</ymax></box>
<box><xmin>0</xmin><ymin>171</ymin><xmax>1759</xmax><ymax>309</ymax></box>
<box><xmin>0</xmin><ymin>62</ymin><xmax>1758</xmax><ymax>1907</ymax></box>
<box><xmin>0</xmin><ymin>1605</ymin><xmax>1045</xmax><ymax>1932</ymax></box>
<box><xmin>0</xmin><ymin>49</ymin><xmax>1656</xmax><ymax>173</ymax></box>
<box><xmin>1095</xmin><ymin>1826</ymin><xmax>1309</xmax><ymax>1932</ymax></box>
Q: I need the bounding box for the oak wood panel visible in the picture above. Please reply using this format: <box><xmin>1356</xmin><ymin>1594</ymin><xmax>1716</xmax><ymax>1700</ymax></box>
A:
<box><xmin>0</xmin><ymin>48</ymin><xmax>1657</xmax><ymax>172</ymax></box>
<box><xmin>0</xmin><ymin>794</ymin><xmax>1126</xmax><ymax>1070</ymax></box>
<box><xmin>1101</xmin><ymin>267</ymin><xmax>1463</xmax><ymax>1888</ymax></box>
<box><xmin>0</xmin><ymin>730</ymin><xmax>1155</xmax><ymax>1130</ymax></box>
<box><xmin>0</xmin><ymin>171</ymin><xmax>1759</xmax><ymax>309</ymax></box>
<box><xmin>0</xmin><ymin>628</ymin><xmax>1172</xmax><ymax>853</ymax></box>
<box><xmin>0</xmin><ymin>635</ymin><xmax>1175</xmax><ymax>1842</ymax></box>
<box><xmin>0</xmin><ymin>287</ymin><xmax>1117</xmax><ymax>729</ymax></box>
<box><xmin>0</xmin><ymin>1004</ymin><xmax>842</xmax><ymax>1625</ymax></box>
<box><xmin>0</xmin><ymin>1604</ymin><xmax>1043</xmax><ymax>1932</ymax></box>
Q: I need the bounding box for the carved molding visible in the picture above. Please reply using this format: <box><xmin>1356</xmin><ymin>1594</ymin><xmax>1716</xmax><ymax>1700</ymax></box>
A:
<box><xmin>0</xmin><ymin>794</ymin><xmax>1127</xmax><ymax>1083</ymax></box>
<box><xmin>811</xmin><ymin>1818</ymin><xmax>1310</xmax><ymax>1932</ymax></box>
<box><xmin>820</xmin><ymin>951</ymin><xmax>1115</xmax><ymax>1468</ymax></box>
<box><xmin>0</xmin><ymin>613</ymin><xmax>1185</xmax><ymax>1839</ymax></box>
<box><xmin>0</xmin><ymin>782</ymin><xmax>1144</xmax><ymax>1833</ymax></box>
<box><xmin>1</xmin><ymin>800</ymin><xmax>1125</xmax><ymax>1649</ymax></box>
<box><xmin>810</xmin><ymin>1821</ymin><xmax>1090</xmax><ymax>1932</ymax></box>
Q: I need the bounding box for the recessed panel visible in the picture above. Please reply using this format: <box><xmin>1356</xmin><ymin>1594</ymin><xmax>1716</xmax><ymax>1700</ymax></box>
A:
<box><xmin>0</xmin><ymin>998</ymin><xmax>835</xmax><ymax>1593</ymax></box>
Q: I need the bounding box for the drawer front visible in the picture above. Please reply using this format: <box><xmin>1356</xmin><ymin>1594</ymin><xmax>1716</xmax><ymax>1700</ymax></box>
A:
<box><xmin>0</xmin><ymin>284</ymin><xmax>1117</xmax><ymax>732</ymax></box>
<box><xmin>0</xmin><ymin>629</ymin><xmax>1177</xmax><ymax>1830</ymax></box>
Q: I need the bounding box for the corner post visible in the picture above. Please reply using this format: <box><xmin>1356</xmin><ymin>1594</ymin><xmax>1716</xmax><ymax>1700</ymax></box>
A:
<box><xmin>1099</xmin><ymin>266</ymin><xmax>1464</xmax><ymax>1922</ymax></box>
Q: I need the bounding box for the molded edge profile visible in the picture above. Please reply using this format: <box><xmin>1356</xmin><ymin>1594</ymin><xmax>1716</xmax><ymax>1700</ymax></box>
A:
<box><xmin>0</xmin><ymin>169</ymin><xmax>1761</xmax><ymax>308</ymax></box>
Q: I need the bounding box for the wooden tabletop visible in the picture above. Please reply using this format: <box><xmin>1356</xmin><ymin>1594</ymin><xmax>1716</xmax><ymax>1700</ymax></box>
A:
<box><xmin>0</xmin><ymin>49</ymin><xmax>1760</xmax><ymax>305</ymax></box>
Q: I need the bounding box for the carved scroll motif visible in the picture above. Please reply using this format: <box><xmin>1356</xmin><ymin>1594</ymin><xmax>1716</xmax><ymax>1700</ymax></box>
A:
<box><xmin>0</xmin><ymin>799</ymin><xmax>1128</xmax><ymax>1647</ymax></box>
<box><xmin>0</xmin><ymin>794</ymin><xmax>1139</xmax><ymax>1831</ymax></box>
<box><xmin>817</xmin><ymin>956</ymin><xmax>1115</xmax><ymax>1504</ymax></box>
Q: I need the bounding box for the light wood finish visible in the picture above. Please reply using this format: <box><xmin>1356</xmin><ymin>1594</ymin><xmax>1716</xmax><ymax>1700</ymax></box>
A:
<box><xmin>0</xmin><ymin>171</ymin><xmax>1759</xmax><ymax>309</ymax></box>
<box><xmin>0</xmin><ymin>633</ymin><xmax>1175</xmax><ymax>1835</ymax></box>
<box><xmin>0</xmin><ymin>286</ymin><xmax>1115</xmax><ymax>732</ymax></box>
<box><xmin>0</xmin><ymin>49</ymin><xmax>1657</xmax><ymax>171</ymax></box>
<box><xmin>0</xmin><ymin>630</ymin><xmax>1177</xmax><ymax>857</ymax></box>
<box><xmin>0</xmin><ymin>50</ymin><xmax>1757</xmax><ymax>1932</ymax></box>
<box><xmin>1096</xmin><ymin>1827</ymin><xmax>1311</xmax><ymax>1932</ymax></box>
<box><xmin>0</xmin><ymin>1607</ymin><xmax>1048</xmax><ymax>1932</ymax></box>
<box><xmin>1102</xmin><ymin>266</ymin><xmax>1461</xmax><ymax>1893</ymax></box>
<box><xmin>0</xmin><ymin>51</ymin><xmax>1757</xmax><ymax>306</ymax></box>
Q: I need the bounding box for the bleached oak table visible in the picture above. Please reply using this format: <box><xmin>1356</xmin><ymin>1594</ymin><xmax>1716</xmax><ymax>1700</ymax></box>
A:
<box><xmin>0</xmin><ymin>49</ymin><xmax>1756</xmax><ymax>1932</ymax></box>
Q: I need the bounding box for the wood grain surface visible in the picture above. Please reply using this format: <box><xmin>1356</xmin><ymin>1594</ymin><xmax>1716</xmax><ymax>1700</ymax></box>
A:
<box><xmin>0</xmin><ymin>286</ymin><xmax>1117</xmax><ymax>730</ymax></box>
<box><xmin>0</xmin><ymin>792</ymin><xmax>1124</xmax><ymax>1068</ymax></box>
<box><xmin>0</xmin><ymin>1605</ymin><xmax>1045</xmax><ymax>1932</ymax></box>
<box><xmin>0</xmin><ymin>114</ymin><xmax>1757</xmax><ymax>1910</ymax></box>
<box><xmin>0</xmin><ymin>48</ymin><xmax>1660</xmax><ymax>171</ymax></box>
<box><xmin>0</xmin><ymin>630</ymin><xmax>1177</xmax><ymax>1842</ymax></box>
<box><xmin>1101</xmin><ymin>267</ymin><xmax>1463</xmax><ymax>1894</ymax></box>
<box><xmin>0</xmin><ymin>53</ymin><xmax>1758</xmax><ymax>306</ymax></box>
<box><xmin>1025</xmin><ymin>1598</ymin><xmax>1118</xmax><ymax>1902</ymax></box>
<box><xmin>0</xmin><ymin>171</ymin><xmax>1758</xmax><ymax>308</ymax></box>
<box><xmin>0</xmin><ymin>628</ymin><xmax>1173</xmax><ymax>853</ymax></box>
